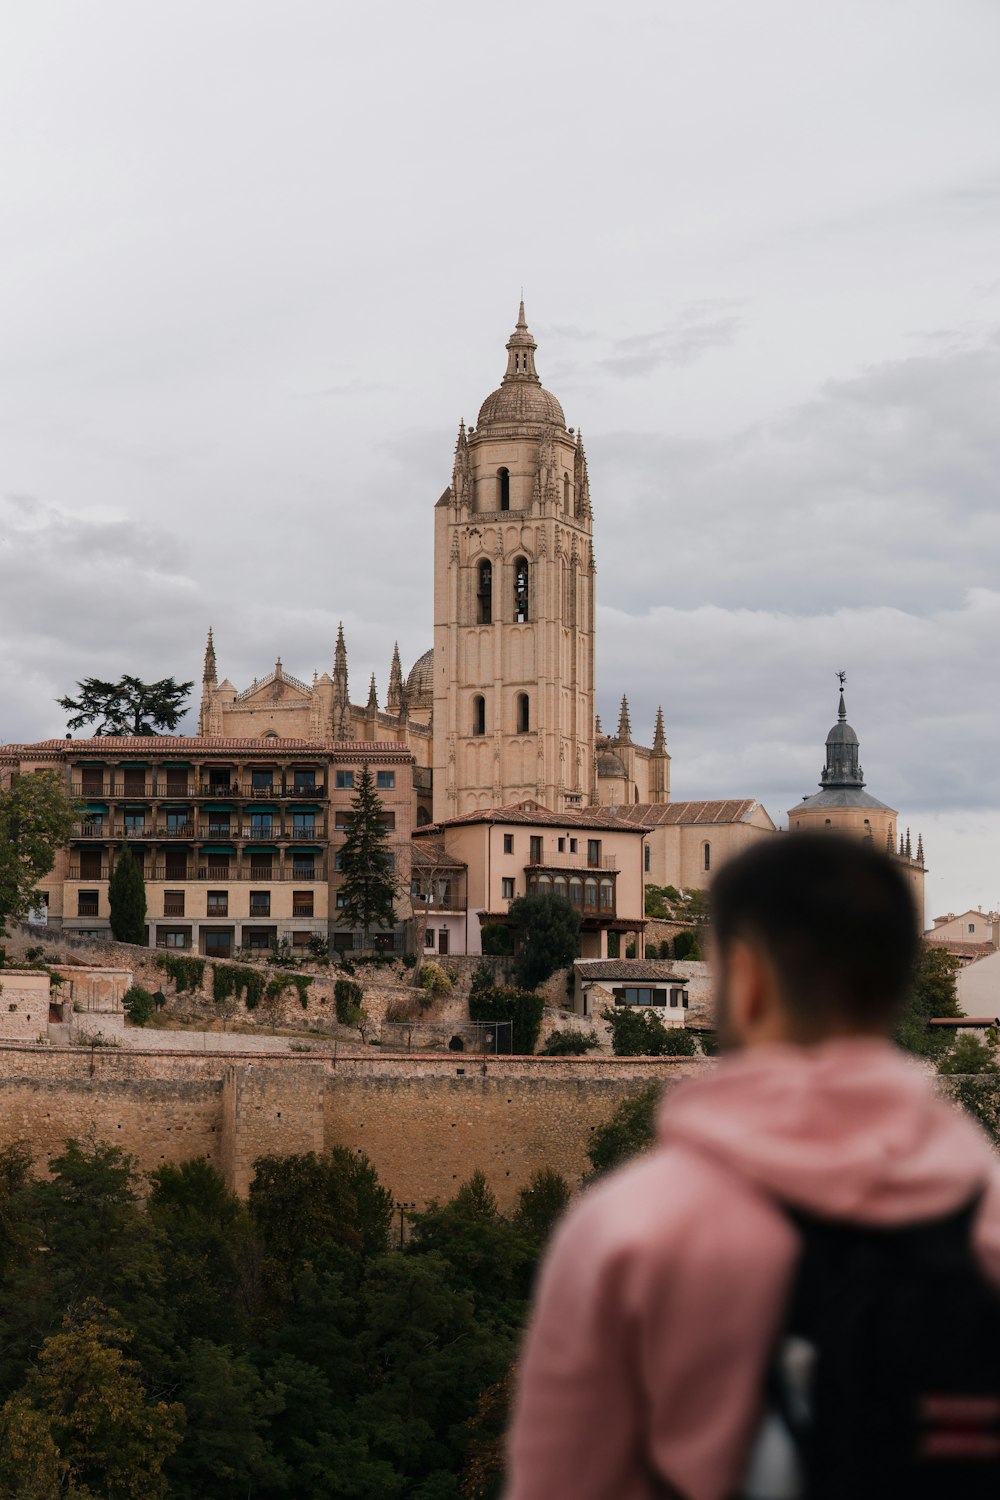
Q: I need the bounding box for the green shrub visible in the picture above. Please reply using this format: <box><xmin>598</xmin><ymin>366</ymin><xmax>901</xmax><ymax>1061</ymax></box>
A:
<box><xmin>644</xmin><ymin>943</ymin><xmax>658</xmax><ymax>960</ymax></box>
<box><xmin>658</xmin><ymin>940</ymin><xmax>672</xmax><ymax>960</ymax></box>
<box><xmin>586</xmin><ymin>1084</ymin><xmax>660</xmax><ymax>1177</ymax></box>
<box><xmin>334</xmin><ymin>978</ymin><xmax>363</xmax><ymax>1024</ymax></box>
<box><xmin>602</xmin><ymin>1007</ymin><xmax>698</xmax><ymax>1057</ymax></box>
<box><xmin>481</xmin><ymin>922</ymin><xmax>514</xmax><ymax>956</ymax></box>
<box><xmin>540</xmin><ymin>1029</ymin><xmax>600</xmax><ymax>1056</ymax></box>
<box><xmin>673</xmin><ymin>932</ymin><xmax>701</xmax><ymax>961</ymax></box>
<box><xmin>698</xmin><ymin>1031</ymin><xmax>720</xmax><ymax>1056</ymax></box>
<box><xmin>307</xmin><ymin>935</ymin><xmax>330</xmax><ymax>961</ymax></box>
<box><xmin>152</xmin><ymin>989</ymin><xmax>167</xmax><ymax>1011</ymax></box>
<box><xmin>469</xmin><ymin>984</ymin><xmax>544</xmax><ymax>1055</ymax></box>
<box><xmin>420</xmin><ymin>961</ymin><xmax>453</xmax><ymax>997</ymax></box>
<box><xmin>122</xmin><ymin>984</ymin><xmax>154</xmax><ymax>1027</ymax></box>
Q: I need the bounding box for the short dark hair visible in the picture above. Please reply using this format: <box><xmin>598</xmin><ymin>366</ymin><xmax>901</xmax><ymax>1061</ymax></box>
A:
<box><xmin>710</xmin><ymin>832</ymin><xmax>919</xmax><ymax>1033</ymax></box>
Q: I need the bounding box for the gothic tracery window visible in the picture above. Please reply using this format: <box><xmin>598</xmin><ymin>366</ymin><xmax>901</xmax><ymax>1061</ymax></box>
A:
<box><xmin>477</xmin><ymin>560</ymin><xmax>492</xmax><ymax>624</ymax></box>
<box><xmin>498</xmin><ymin>468</ymin><xmax>510</xmax><ymax>511</ymax></box>
<box><xmin>513</xmin><ymin>557</ymin><xmax>529</xmax><ymax>622</ymax></box>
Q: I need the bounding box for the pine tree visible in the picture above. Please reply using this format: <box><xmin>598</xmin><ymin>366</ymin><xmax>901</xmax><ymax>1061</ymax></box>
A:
<box><xmin>108</xmin><ymin>845</ymin><xmax>147</xmax><ymax>944</ymax></box>
<box><xmin>338</xmin><ymin>764</ymin><xmax>398</xmax><ymax>947</ymax></box>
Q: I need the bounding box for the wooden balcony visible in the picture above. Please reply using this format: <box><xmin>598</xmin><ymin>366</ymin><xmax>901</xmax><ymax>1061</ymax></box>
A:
<box><xmin>527</xmin><ymin>846</ymin><xmax>618</xmax><ymax>872</ymax></box>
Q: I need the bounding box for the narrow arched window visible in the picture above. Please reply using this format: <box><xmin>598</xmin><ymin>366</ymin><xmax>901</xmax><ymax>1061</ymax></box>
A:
<box><xmin>498</xmin><ymin>468</ymin><xmax>510</xmax><ymax>511</ymax></box>
<box><xmin>516</xmin><ymin>693</ymin><xmax>529</xmax><ymax>733</ymax></box>
<box><xmin>477</xmin><ymin>560</ymin><xmax>492</xmax><ymax>624</ymax></box>
<box><xmin>563</xmin><ymin>474</ymin><xmax>571</xmax><ymax>513</ymax></box>
<box><xmin>513</xmin><ymin>557</ymin><xmax>529</xmax><ymax>622</ymax></box>
<box><xmin>473</xmin><ymin>695</ymin><xmax>486</xmax><ymax>736</ymax></box>
<box><xmin>703</xmin><ymin>842</ymin><xmax>711</xmax><ymax>871</ymax></box>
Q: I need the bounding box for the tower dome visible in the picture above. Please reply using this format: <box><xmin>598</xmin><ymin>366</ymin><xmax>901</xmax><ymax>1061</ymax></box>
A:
<box><xmin>476</xmin><ymin>301</ymin><xmax>566</xmax><ymax>431</ymax></box>
<box><xmin>405</xmin><ymin>648</ymin><xmax>434</xmax><ymax>712</ymax></box>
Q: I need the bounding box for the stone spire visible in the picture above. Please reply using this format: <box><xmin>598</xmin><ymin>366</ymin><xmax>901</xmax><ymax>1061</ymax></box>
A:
<box><xmin>595</xmin><ymin>713</ymin><xmax>603</xmax><ymax>736</ymax></box>
<box><xmin>616</xmin><ymin>695</ymin><xmax>632</xmax><ymax>744</ymax></box>
<box><xmin>905</xmin><ymin>828</ymin><xmax>912</xmax><ymax>859</ymax></box>
<box><xmin>367</xmin><ymin>673</ymin><xmax>379</xmax><ymax>713</ymax></box>
<box><xmin>203</xmin><ymin>627</ymin><xmax>217</xmax><ymax>685</ymax></box>
<box><xmin>574</xmin><ymin>430</ymin><xmax>592</xmax><ymax>517</ymax></box>
<box><xmin>885</xmin><ymin>827</ymin><xmax>895</xmax><ymax>855</ymax></box>
<box><xmin>386</xmin><ymin>642</ymin><xmax>403</xmax><ymax>713</ymax></box>
<box><xmin>333</xmin><ymin>622</ymin><xmax>351</xmax><ymax>739</ymax></box>
<box><xmin>819</xmin><ymin>673</ymin><xmax>864</xmax><ymax>790</ymax></box>
<box><xmin>652</xmin><ymin>706</ymin><xmax>667</xmax><ymax>753</ymax></box>
<box><xmin>916</xmin><ymin>832</ymin><xmax>925</xmax><ymax>866</ymax></box>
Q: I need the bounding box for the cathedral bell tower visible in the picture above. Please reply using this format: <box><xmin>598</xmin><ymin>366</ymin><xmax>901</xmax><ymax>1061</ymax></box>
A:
<box><xmin>432</xmin><ymin>302</ymin><xmax>596</xmax><ymax>819</ymax></box>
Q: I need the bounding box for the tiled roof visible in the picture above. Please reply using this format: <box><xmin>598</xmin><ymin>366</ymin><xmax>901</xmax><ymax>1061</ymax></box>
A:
<box><xmin>422</xmin><ymin>800</ymin><xmax>645</xmax><ymax>833</ymax></box>
<box><xmin>614</xmin><ymin>800</ymin><xmax>761</xmax><ymax>827</ymax></box>
<box><xmin>411</xmin><ymin>839</ymin><xmax>466</xmax><ymax>870</ymax></box>
<box><xmin>924</xmin><ymin>937</ymin><xmax>996</xmax><ymax>960</ymax></box>
<box><xmin>575</xmin><ymin>959</ymin><xmax>685</xmax><ymax>982</ymax></box>
<box><xmin>0</xmin><ymin>736</ymin><xmax>413</xmax><ymax>757</ymax></box>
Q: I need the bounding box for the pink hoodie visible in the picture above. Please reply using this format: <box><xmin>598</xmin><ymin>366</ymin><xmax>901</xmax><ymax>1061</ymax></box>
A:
<box><xmin>506</xmin><ymin>1039</ymin><xmax>1000</xmax><ymax>1500</ymax></box>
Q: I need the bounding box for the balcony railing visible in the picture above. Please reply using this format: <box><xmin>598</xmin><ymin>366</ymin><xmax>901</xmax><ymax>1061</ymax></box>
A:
<box><xmin>71</xmin><ymin>778</ymin><xmax>327</xmax><ymax>801</ymax></box>
<box><xmin>67</xmin><ymin>864</ymin><xmax>111</xmax><ymax>881</ymax></box>
<box><xmin>527</xmin><ymin>847</ymin><xmax>619</xmax><ymax>871</ymax></box>
<box><xmin>73</xmin><ymin>821</ymin><xmax>326</xmax><ymax>842</ymax></box>
<box><xmin>69</xmin><ymin>861</ymin><xmax>326</xmax><ymax>883</ymax></box>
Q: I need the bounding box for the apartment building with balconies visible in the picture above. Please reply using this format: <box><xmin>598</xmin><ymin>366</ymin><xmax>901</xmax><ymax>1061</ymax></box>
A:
<box><xmin>411</xmin><ymin>800</ymin><xmax>647</xmax><ymax>957</ymax></box>
<box><xmin>1</xmin><ymin>737</ymin><xmax>414</xmax><ymax>957</ymax></box>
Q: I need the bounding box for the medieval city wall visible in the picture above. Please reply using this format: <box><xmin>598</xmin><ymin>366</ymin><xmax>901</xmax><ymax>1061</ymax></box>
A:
<box><xmin>0</xmin><ymin>1044</ymin><xmax>702</xmax><ymax>1207</ymax></box>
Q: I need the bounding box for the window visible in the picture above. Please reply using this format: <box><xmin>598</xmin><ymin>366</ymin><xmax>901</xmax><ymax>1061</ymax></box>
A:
<box><xmin>600</xmin><ymin>879</ymin><xmax>614</xmax><ymax>910</ymax></box>
<box><xmin>294</xmin><ymin>769</ymin><xmax>317</xmax><ymax>791</ymax></box>
<box><xmin>165</xmin><ymin>851</ymin><xmax>188</xmax><ymax>879</ymax></box>
<box><xmin>614</xmin><ymin>987</ymin><xmax>667</xmax><ymax>1007</ymax></box>
<box><xmin>293</xmin><ymin>891</ymin><xmax>314</xmax><ymax>917</ymax></box>
<box><xmin>208</xmin><ymin>770</ymin><xmax>233</xmax><ymax>792</ymax></box>
<box><xmin>502</xmin><ymin>877</ymin><xmax>515</xmax><ymax>900</ymax></box>
<box><xmin>376</xmin><ymin>771</ymin><xmax>395</xmax><ymax>789</ymax></box>
<box><xmin>513</xmin><ymin>556</ymin><xmax>529</xmax><ymax>621</ymax></box>
<box><xmin>554</xmin><ymin>876</ymin><xmax>568</xmax><ymax>899</ymax></box>
<box><xmin>425</xmin><ymin>928</ymin><xmax>436</xmax><ymax>948</ymax></box>
<box><xmin>669</xmin><ymin>988</ymin><xmax>690</xmax><ymax>1009</ymax></box>
<box><xmin>472</xmin><ymin>695</ymin><xmax>486</xmax><ymax>736</ymax></box>
<box><xmin>165</xmin><ymin>811</ymin><xmax>190</xmax><ymax>834</ymax></box>
<box><xmin>81</xmin><ymin>768</ymin><xmax>104</xmax><ymax>795</ymax></box>
<box><xmin>529</xmin><ymin>835</ymin><xmax>542</xmax><ymax>864</ymax></box>
<box><xmin>250</xmin><ymin>853</ymin><xmax>273</xmax><ymax>876</ymax></box>
<box><xmin>77</xmin><ymin>891</ymin><xmax>99</xmax><ymax>917</ymax></box>
<box><xmin>335</xmin><ymin>811</ymin><xmax>353</xmax><ymax>830</ymax></box>
<box><xmin>503</xmin><ymin>834</ymin><xmax>514</xmax><ymax>855</ymax></box>
<box><xmin>251</xmin><ymin>769</ymin><xmax>273</xmax><ymax>793</ymax></box>
<box><xmin>644</xmin><ymin>844</ymin><xmax>651</xmax><ymax>872</ymax></box>
<box><xmin>293</xmin><ymin>812</ymin><xmax>315</xmax><ymax>835</ymax></box>
<box><xmin>584</xmin><ymin>877</ymin><xmax>598</xmax><ymax>909</ymax></box>
<box><xmin>207</xmin><ymin>891</ymin><xmax>228</xmax><ymax>916</ymax></box>
<box><xmin>969</xmin><ymin>923</ymin><xmax>976</xmax><ymax>933</ymax></box>
<box><xmin>250</xmin><ymin>812</ymin><xmax>273</xmax><ymax>837</ymax></box>
<box><xmin>498</xmin><ymin>467</ymin><xmax>510</xmax><ymax>511</ymax></box>
<box><xmin>244</xmin><ymin>928</ymin><xmax>272</xmax><ymax>950</ymax></box>
<box><xmin>165</xmin><ymin>769</ymin><xmax>189</xmax><ymax>796</ymax></box>
<box><xmin>123</xmin><ymin>768</ymin><xmax>145</xmax><ymax>796</ymax></box>
<box><xmin>704</xmin><ymin>842</ymin><xmax>711</xmax><ymax>872</ymax></box>
<box><xmin>291</xmin><ymin>931</ymin><xmax>311</xmax><ymax>950</ymax></box>
<box><xmin>82</xmin><ymin>813</ymin><xmax>104</xmax><ymax>836</ymax></box>
<box><xmin>336</xmin><ymin>770</ymin><xmax>355</xmax><ymax>789</ymax></box>
<box><xmin>164</xmin><ymin>891</ymin><xmax>185</xmax><ymax>918</ymax></box>
<box><xmin>207</xmin><ymin>816</ymin><xmax>231</xmax><ymax>835</ymax></box>
<box><xmin>124</xmin><ymin>812</ymin><xmax>145</xmax><ymax>834</ymax></box>
<box><xmin>161</xmin><ymin>928</ymin><xmax>189</xmax><ymax>949</ymax></box>
<box><xmin>570</xmin><ymin>838</ymin><xmax>578</xmax><ymax>854</ymax></box>
<box><xmin>334</xmin><ymin>850</ymin><xmax>344</xmax><ymax>871</ymax></box>
<box><xmin>516</xmin><ymin>693</ymin><xmax>529</xmax><ymax>733</ymax></box>
<box><xmin>477</xmin><ymin>560</ymin><xmax>493</xmax><ymax>624</ymax></box>
<box><xmin>294</xmin><ymin>855</ymin><xmax>316</xmax><ymax>879</ymax></box>
<box><xmin>587</xmin><ymin>839</ymin><xmax>601</xmax><ymax>868</ymax></box>
<box><xmin>380</xmin><ymin>811</ymin><xmax>396</xmax><ymax>831</ymax></box>
<box><xmin>250</xmin><ymin>891</ymin><xmax>271</xmax><ymax>916</ymax></box>
<box><xmin>205</xmin><ymin>931</ymin><xmax>232</xmax><ymax>957</ymax></box>
<box><xmin>336</xmin><ymin>891</ymin><xmax>348</xmax><ymax>908</ymax></box>
<box><xmin>79</xmin><ymin>849</ymin><xmax>103</xmax><ymax>879</ymax></box>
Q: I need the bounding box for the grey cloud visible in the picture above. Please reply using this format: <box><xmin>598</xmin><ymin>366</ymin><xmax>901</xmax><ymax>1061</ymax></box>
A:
<box><xmin>600</xmin><ymin>306</ymin><xmax>743</xmax><ymax>378</ymax></box>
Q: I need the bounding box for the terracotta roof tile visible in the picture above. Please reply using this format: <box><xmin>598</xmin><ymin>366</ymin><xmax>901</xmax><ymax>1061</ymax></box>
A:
<box><xmin>0</xmin><ymin>736</ymin><xmax>413</xmax><ymax>758</ymax></box>
<box><xmin>615</xmin><ymin>799</ymin><xmax>761</xmax><ymax>827</ymax></box>
<box><xmin>574</xmin><ymin>959</ymin><xmax>685</xmax><ymax>982</ymax></box>
<box><xmin>420</xmin><ymin>801</ymin><xmax>645</xmax><ymax>834</ymax></box>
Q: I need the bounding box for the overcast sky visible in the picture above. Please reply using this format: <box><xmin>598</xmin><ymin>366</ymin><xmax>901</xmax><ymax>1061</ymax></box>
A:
<box><xmin>2</xmin><ymin>0</ymin><xmax>998</xmax><ymax>918</ymax></box>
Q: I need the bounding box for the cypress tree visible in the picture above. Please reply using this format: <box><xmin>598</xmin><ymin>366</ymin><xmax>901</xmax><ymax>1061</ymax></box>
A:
<box><xmin>338</xmin><ymin>763</ymin><xmax>398</xmax><ymax>947</ymax></box>
<box><xmin>108</xmin><ymin>844</ymin><xmax>147</xmax><ymax>944</ymax></box>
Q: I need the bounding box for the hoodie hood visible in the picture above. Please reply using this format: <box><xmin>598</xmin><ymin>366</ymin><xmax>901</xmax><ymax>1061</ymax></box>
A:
<box><xmin>659</xmin><ymin>1037</ymin><xmax>994</xmax><ymax>1225</ymax></box>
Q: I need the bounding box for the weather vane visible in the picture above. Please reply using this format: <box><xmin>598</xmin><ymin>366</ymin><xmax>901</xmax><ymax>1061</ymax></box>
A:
<box><xmin>837</xmin><ymin>670</ymin><xmax>846</xmax><ymax>690</ymax></box>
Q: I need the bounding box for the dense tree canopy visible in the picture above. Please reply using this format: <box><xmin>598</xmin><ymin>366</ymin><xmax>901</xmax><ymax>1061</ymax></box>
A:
<box><xmin>109</xmin><ymin>846</ymin><xmax>148</xmax><ymax>945</ymax></box>
<box><xmin>338</xmin><ymin>764</ymin><xmax>398</xmax><ymax>944</ymax></box>
<box><xmin>58</xmin><ymin>676</ymin><xmax>193</xmax><ymax>736</ymax></box>
<box><xmin>0</xmin><ymin>770</ymin><xmax>76</xmax><ymax>929</ymax></box>
<box><xmin>895</xmin><ymin>943</ymin><xmax>963</xmax><ymax>1057</ymax></box>
<box><xmin>506</xmin><ymin>893</ymin><xmax>580</xmax><ymax>990</ymax></box>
